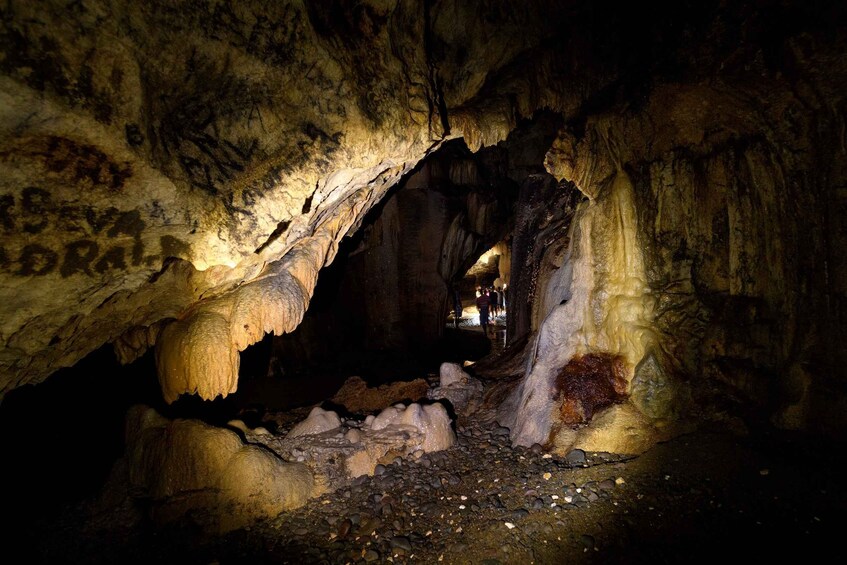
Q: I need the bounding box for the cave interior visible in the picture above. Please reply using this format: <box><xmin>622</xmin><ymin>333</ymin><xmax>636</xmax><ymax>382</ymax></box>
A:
<box><xmin>1</xmin><ymin>0</ymin><xmax>847</xmax><ymax>563</ymax></box>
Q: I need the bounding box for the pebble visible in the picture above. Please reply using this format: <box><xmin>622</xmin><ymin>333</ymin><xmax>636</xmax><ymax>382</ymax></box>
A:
<box><xmin>599</xmin><ymin>479</ymin><xmax>616</xmax><ymax>490</ymax></box>
<box><xmin>565</xmin><ymin>449</ymin><xmax>587</xmax><ymax>465</ymax></box>
<box><xmin>337</xmin><ymin>519</ymin><xmax>352</xmax><ymax>538</ymax></box>
<box><xmin>390</xmin><ymin>536</ymin><xmax>413</xmax><ymax>552</ymax></box>
<box><xmin>510</xmin><ymin>508</ymin><xmax>530</xmax><ymax>520</ymax></box>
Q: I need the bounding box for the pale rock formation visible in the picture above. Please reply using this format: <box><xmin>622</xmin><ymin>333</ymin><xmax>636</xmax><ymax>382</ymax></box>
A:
<box><xmin>286</xmin><ymin>406</ymin><xmax>342</xmax><ymax>439</ymax></box>
<box><xmin>395</xmin><ymin>402</ymin><xmax>456</xmax><ymax>453</ymax></box>
<box><xmin>355</xmin><ymin>401</ymin><xmax>455</xmax><ymax>455</ymax></box>
<box><xmin>428</xmin><ymin>361</ymin><xmax>484</xmax><ymax>417</ymax></box>
<box><xmin>438</xmin><ymin>362</ymin><xmax>469</xmax><ymax>387</ymax></box>
<box><xmin>257</xmin><ymin>401</ymin><xmax>456</xmax><ymax>483</ymax></box>
<box><xmin>123</xmin><ymin>405</ymin><xmax>315</xmax><ymax>533</ymax></box>
<box><xmin>549</xmin><ymin>403</ymin><xmax>679</xmax><ymax>456</ymax></box>
<box><xmin>508</xmin><ymin>169</ymin><xmax>656</xmax><ymax>449</ymax></box>
<box><xmin>114</xmin><ymin>400</ymin><xmax>455</xmax><ymax>531</ymax></box>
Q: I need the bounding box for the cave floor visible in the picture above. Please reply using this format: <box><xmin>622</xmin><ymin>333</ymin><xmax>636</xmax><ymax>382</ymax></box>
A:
<box><xmin>24</xmin><ymin>401</ymin><xmax>846</xmax><ymax>565</ymax></box>
<box><xmin>448</xmin><ymin>308</ymin><xmax>508</xmax><ymax>355</ymax></box>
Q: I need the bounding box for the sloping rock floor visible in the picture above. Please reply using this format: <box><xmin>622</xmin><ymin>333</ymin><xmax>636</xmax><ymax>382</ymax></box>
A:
<box><xmin>22</xmin><ymin>402</ymin><xmax>847</xmax><ymax>565</ymax></box>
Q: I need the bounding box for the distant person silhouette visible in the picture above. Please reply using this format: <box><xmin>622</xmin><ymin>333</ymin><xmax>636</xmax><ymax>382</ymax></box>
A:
<box><xmin>452</xmin><ymin>287</ymin><xmax>462</xmax><ymax>327</ymax></box>
<box><xmin>476</xmin><ymin>288</ymin><xmax>492</xmax><ymax>338</ymax></box>
<box><xmin>489</xmin><ymin>288</ymin><xmax>499</xmax><ymax>317</ymax></box>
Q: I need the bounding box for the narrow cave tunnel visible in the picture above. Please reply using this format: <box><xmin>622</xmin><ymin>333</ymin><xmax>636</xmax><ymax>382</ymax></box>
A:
<box><xmin>2</xmin><ymin>1</ymin><xmax>847</xmax><ymax>564</ymax></box>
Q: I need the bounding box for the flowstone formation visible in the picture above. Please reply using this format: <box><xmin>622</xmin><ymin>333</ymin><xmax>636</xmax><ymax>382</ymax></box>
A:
<box><xmin>112</xmin><ymin>398</ymin><xmax>456</xmax><ymax>533</ymax></box>
<box><xmin>118</xmin><ymin>405</ymin><xmax>316</xmax><ymax>534</ymax></box>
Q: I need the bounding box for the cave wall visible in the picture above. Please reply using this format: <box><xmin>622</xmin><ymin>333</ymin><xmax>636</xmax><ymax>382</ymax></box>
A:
<box><xmin>543</xmin><ymin>74</ymin><xmax>847</xmax><ymax>435</ymax></box>
<box><xmin>506</xmin><ymin>174</ymin><xmax>582</xmax><ymax>345</ymax></box>
<box><xmin>503</xmin><ymin>31</ymin><xmax>847</xmax><ymax>448</ymax></box>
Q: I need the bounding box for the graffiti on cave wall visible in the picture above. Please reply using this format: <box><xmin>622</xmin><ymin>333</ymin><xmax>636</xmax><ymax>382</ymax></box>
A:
<box><xmin>0</xmin><ymin>187</ymin><xmax>191</xmax><ymax>277</ymax></box>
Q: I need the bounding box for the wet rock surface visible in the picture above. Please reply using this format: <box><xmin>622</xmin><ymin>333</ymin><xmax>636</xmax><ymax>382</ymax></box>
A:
<box><xmin>20</xmin><ymin>404</ymin><xmax>847</xmax><ymax>565</ymax></box>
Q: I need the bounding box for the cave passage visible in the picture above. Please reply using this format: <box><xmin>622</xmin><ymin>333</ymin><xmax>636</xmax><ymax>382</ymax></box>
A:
<box><xmin>236</xmin><ymin>115</ymin><xmax>562</xmax><ymax>410</ymax></box>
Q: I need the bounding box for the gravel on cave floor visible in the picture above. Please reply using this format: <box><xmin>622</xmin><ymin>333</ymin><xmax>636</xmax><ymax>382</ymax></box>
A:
<box><xmin>23</xmin><ymin>403</ymin><xmax>847</xmax><ymax>565</ymax></box>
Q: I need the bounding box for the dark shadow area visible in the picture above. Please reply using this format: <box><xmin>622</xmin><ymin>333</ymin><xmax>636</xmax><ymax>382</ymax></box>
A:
<box><xmin>0</xmin><ymin>345</ymin><xmax>160</xmax><ymax>524</ymax></box>
<box><xmin>431</xmin><ymin>326</ymin><xmax>492</xmax><ymax>365</ymax></box>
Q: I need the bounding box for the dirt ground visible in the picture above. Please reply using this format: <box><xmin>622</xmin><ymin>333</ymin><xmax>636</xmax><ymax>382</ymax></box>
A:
<box><xmin>17</xmin><ymin>403</ymin><xmax>846</xmax><ymax>565</ymax></box>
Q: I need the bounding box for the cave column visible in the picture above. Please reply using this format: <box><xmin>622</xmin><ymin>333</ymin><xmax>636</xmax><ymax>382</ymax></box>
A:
<box><xmin>509</xmin><ymin>163</ymin><xmax>656</xmax><ymax>447</ymax></box>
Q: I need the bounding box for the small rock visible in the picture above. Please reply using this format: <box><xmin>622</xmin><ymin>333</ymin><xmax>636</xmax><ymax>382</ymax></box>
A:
<box><xmin>565</xmin><ymin>449</ymin><xmax>587</xmax><ymax>465</ymax></box>
<box><xmin>510</xmin><ymin>508</ymin><xmax>530</xmax><ymax>521</ymax></box>
<box><xmin>390</xmin><ymin>536</ymin><xmax>412</xmax><ymax>552</ymax></box>
<box><xmin>493</xmin><ymin>426</ymin><xmax>511</xmax><ymax>437</ymax></box>
<box><xmin>363</xmin><ymin>549</ymin><xmax>380</xmax><ymax>562</ymax></box>
<box><xmin>599</xmin><ymin>479</ymin><xmax>616</xmax><ymax>490</ymax></box>
<box><xmin>337</xmin><ymin>519</ymin><xmax>352</xmax><ymax>538</ymax></box>
<box><xmin>580</xmin><ymin>534</ymin><xmax>595</xmax><ymax>550</ymax></box>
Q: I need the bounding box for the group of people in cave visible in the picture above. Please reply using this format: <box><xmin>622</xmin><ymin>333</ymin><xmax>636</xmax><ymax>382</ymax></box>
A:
<box><xmin>474</xmin><ymin>285</ymin><xmax>506</xmax><ymax>338</ymax></box>
<box><xmin>450</xmin><ymin>283</ymin><xmax>508</xmax><ymax>337</ymax></box>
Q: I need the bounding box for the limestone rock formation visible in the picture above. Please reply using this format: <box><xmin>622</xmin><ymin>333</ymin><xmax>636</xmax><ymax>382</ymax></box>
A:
<box><xmin>109</xmin><ymin>399</ymin><xmax>457</xmax><ymax>531</ymax></box>
<box><xmin>427</xmin><ymin>361</ymin><xmax>484</xmax><ymax>417</ymax></box>
<box><xmin>122</xmin><ymin>405</ymin><xmax>315</xmax><ymax>533</ymax></box>
<box><xmin>259</xmin><ymin>401</ymin><xmax>456</xmax><ymax>483</ymax></box>
<box><xmin>285</xmin><ymin>405</ymin><xmax>342</xmax><ymax>439</ymax></box>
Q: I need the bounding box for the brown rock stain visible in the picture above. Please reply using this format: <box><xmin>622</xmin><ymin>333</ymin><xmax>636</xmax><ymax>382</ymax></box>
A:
<box><xmin>553</xmin><ymin>353</ymin><xmax>629</xmax><ymax>426</ymax></box>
